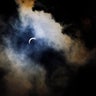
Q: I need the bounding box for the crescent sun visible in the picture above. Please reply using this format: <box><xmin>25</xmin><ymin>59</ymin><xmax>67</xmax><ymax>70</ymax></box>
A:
<box><xmin>29</xmin><ymin>37</ymin><xmax>36</xmax><ymax>44</ymax></box>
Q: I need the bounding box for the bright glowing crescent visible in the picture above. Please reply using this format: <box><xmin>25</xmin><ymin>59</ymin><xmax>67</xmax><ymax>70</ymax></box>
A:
<box><xmin>29</xmin><ymin>37</ymin><xmax>36</xmax><ymax>44</ymax></box>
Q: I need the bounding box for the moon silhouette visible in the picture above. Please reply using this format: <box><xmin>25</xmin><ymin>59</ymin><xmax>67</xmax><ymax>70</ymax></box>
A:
<box><xmin>29</xmin><ymin>37</ymin><xmax>36</xmax><ymax>44</ymax></box>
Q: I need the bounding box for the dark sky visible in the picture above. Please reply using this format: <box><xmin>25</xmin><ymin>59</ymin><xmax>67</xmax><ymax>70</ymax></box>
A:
<box><xmin>0</xmin><ymin>0</ymin><xmax>96</xmax><ymax>22</ymax></box>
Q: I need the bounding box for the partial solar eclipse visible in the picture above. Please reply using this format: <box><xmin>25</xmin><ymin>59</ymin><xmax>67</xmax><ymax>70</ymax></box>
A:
<box><xmin>29</xmin><ymin>37</ymin><xmax>36</xmax><ymax>44</ymax></box>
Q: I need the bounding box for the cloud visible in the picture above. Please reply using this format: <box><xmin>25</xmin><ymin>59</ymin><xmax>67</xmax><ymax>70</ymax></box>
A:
<box><xmin>0</xmin><ymin>0</ymin><xmax>96</xmax><ymax>96</ymax></box>
<box><xmin>16</xmin><ymin>0</ymin><xmax>92</xmax><ymax>65</ymax></box>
